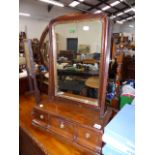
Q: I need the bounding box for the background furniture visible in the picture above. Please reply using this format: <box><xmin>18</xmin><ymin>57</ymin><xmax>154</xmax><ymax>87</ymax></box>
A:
<box><xmin>110</xmin><ymin>33</ymin><xmax>135</xmax><ymax>82</ymax></box>
<box><xmin>58</xmin><ymin>50</ymin><xmax>75</xmax><ymax>61</ymax></box>
<box><xmin>19</xmin><ymin>32</ymin><xmax>28</xmax><ymax>95</ymax></box>
<box><xmin>36</xmin><ymin>72</ymin><xmax>49</xmax><ymax>94</ymax></box>
<box><xmin>23</xmin><ymin>39</ymin><xmax>40</xmax><ymax>103</ymax></box>
<box><xmin>122</xmin><ymin>55</ymin><xmax>135</xmax><ymax>81</ymax></box>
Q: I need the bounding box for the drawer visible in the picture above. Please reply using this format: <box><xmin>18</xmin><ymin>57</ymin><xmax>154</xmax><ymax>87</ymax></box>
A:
<box><xmin>32</xmin><ymin>109</ymin><xmax>49</xmax><ymax>128</ymax></box>
<box><xmin>49</xmin><ymin>116</ymin><xmax>75</xmax><ymax>140</ymax></box>
<box><xmin>76</xmin><ymin>126</ymin><xmax>102</xmax><ymax>152</ymax></box>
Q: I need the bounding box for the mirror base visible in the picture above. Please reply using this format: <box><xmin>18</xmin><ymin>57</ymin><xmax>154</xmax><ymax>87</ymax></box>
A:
<box><xmin>32</xmin><ymin>99</ymin><xmax>113</xmax><ymax>153</ymax></box>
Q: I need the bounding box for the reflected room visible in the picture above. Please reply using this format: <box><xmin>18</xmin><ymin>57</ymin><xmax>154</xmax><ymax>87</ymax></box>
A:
<box><xmin>54</xmin><ymin>20</ymin><xmax>103</xmax><ymax>106</ymax></box>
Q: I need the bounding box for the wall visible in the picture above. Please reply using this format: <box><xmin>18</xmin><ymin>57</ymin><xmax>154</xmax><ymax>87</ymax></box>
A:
<box><xmin>55</xmin><ymin>20</ymin><xmax>102</xmax><ymax>53</ymax></box>
<box><xmin>19</xmin><ymin>0</ymin><xmax>135</xmax><ymax>39</ymax></box>
<box><xmin>19</xmin><ymin>17</ymin><xmax>48</xmax><ymax>39</ymax></box>
<box><xmin>20</xmin><ymin>16</ymin><xmax>135</xmax><ymax>40</ymax></box>
<box><xmin>112</xmin><ymin>21</ymin><xmax>135</xmax><ymax>34</ymax></box>
<box><xmin>120</xmin><ymin>21</ymin><xmax>135</xmax><ymax>33</ymax></box>
<box><xmin>19</xmin><ymin>0</ymin><xmax>79</xmax><ymax>39</ymax></box>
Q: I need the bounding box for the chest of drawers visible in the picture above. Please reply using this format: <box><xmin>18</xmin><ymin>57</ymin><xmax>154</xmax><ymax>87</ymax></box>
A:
<box><xmin>32</xmin><ymin>100</ymin><xmax>112</xmax><ymax>154</ymax></box>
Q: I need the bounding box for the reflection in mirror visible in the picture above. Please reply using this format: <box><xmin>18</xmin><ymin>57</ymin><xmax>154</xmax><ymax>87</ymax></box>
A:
<box><xmin>54</xmin><ymin>20</ymin><xmax>102</xmax><ymax>106</ymax></box>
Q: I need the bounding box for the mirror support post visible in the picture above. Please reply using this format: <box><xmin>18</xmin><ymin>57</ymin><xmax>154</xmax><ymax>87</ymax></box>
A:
<box><xmin>99</xmin><ymin>19</ymin><xmax>112</xmax><ymax>118</ymax></box>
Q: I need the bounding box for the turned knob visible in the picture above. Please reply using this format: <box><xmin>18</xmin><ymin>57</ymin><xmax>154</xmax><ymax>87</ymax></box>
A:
<box><xmin>40</xmin><ymin>115</ymin><xmax>44</xmax><ymax>119</ymax></box>
<box><xmin>60</xmin><ymin>122</ymin><xmax>64</xmax><ymax>129</ymax></box>
<box><xmin>39</xmin><ymin>104</ymin><xmax>43</xmax><ymax>108</ymax></box>
<box><xmin>85</xmin><ymin>133</ymin><xmax>90</xmax><ymax>139</ymax></box>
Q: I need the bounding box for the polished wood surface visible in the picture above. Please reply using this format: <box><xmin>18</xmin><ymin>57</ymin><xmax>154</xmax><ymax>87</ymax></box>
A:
<box><xmin>76</xmin><ymin>126</ymin><xmax>102</xmax><ymax>151</ymax></box>
<box><xmin>31</xmin><ymin>97</ymin><xmax>113</xmax><ymax>153</ymax></box>
<box><xmin>20</xmin><ymin>94</ymin><xmax>101</xmax><ymax>155</ymax></box>
<box><xmin>33</xmin><ymin>99</ymin><xmax>105</xmax><ymax>128</ymax></box>
<box><xmin>19</xmin><ymin>77</ymin><xmax>29</xmax><ymax>95</ymax></box>
<box><xmin>85</xmin><ymin>76</ymin><xmax>99</xmax><ymax>89</ymax></box>
<box><xmin>49</xmin><ymin>115</ymin><xmax>75</xmax><ymax>140</ymax></box>
<box><xmin>57</xmin><ymin>92</ymin><xmax>98</xmax><ymax>106</ymax></box>
<box><xmin>20</xmin><ymin>128</ymin><xmax>45</xmax><ymax>155</ymax></box>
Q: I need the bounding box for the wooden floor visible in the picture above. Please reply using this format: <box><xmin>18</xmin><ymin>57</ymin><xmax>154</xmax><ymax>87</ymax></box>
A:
<box><xmin>19</xmin><ymin>94</ymin><xmax>101</xmax><ymax>155</ymax></box>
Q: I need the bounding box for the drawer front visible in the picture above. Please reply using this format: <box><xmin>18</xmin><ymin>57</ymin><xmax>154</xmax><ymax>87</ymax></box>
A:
<box><xmin>49</xmin><ymin>116</ymin><xmax>75</xmax><ymax>140</ymax></box>
<box><xmin>76</xmin><ymin>126</ymin><xmax>102</xmax><ymax>152</ymax></box>
<box><xmin>32</xmin><ymin>109</ymin><xmax>49</xmax><ymax>127</ymax></box>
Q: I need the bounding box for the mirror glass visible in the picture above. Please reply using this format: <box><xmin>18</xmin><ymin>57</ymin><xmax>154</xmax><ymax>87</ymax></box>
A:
<box><xmin>53</xmin><ymin>19</ymin><xmax>103</xmax><ymax>106</ymax></box>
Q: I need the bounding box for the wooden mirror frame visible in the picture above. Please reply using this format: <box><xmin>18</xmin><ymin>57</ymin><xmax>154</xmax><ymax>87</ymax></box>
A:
<box><xmin>39</xmin><ymin>13</ymin><xmax>112</xmax><ymax>117</ymax></box>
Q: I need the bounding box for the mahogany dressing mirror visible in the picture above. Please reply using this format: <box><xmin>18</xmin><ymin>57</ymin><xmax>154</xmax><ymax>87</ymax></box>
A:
<box><xmin>32</xmin><ymin>14</ymin><xmax>113</xmax><ymax>154</ymax></box>
<box><xmin>39</xmin><ymin>13</ymin><xmax>111</xmax><ymax>117</ymax></box>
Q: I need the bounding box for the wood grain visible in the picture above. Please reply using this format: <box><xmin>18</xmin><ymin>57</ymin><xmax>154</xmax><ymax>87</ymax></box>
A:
<box><xmin>20</xmin><ymin>94</ymin><xmax>101</xmax><ymax>155</ymax></box>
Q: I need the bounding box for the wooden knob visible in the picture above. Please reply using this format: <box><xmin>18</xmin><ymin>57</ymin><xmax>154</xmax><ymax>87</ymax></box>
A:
<box><xmin>40</xmin><ymin>115</ymin><xmax>44</xmax><ymax>119</ymax></box>
<box><xmin>85</xmin><ymin>133</ymin><xmax>90</xmax><ymax>139</ymax></box>
<box><xmin>60</xmin><ymin>122</ymin><xmax>64</xmax><ymax>129</ymax></box>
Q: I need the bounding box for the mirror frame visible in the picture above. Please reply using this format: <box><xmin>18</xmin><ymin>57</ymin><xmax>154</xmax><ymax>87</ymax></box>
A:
<box><xmin>39</xmin><ymin>13</ymin><xmax>112</xmax><ymax>117</ymax></box>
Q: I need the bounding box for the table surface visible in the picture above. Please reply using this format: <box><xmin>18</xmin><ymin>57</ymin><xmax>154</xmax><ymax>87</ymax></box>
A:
<box><xmin>85</xmin><ymin>76</ymin><xmax>99</xmax><ymax>89</ymax></box>
<box><xmin>19</xmin><ymin>94</ymin><xmax>100</xmax><ymax>155</ymax></box>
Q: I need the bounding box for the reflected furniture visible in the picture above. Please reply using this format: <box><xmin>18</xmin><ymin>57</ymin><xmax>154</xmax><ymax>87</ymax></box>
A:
<box><xmin>85</xmin><ymin>76</ymin><xmax>99</xmax><ymax>89</ymax></box>
<box><xmin>31</xmin><ymin>13</ymin><xmax>113</xmax><ymax>154</ymax></box>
